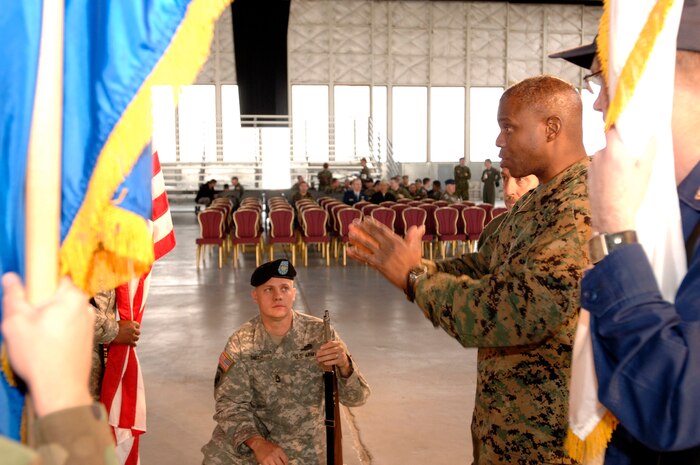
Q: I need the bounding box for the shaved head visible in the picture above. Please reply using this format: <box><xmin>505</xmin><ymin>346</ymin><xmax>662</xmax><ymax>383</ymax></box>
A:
<box><xmin>502</xmin><ymin>75</ymin><xmax>584</xmax><ymax>143</ymax></box>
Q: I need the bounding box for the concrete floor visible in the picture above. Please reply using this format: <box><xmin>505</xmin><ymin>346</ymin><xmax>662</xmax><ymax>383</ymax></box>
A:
<box><xmin>138</xmin><ymin>211</ymin><xmax>477</xmax><ymax>464</ymax></box>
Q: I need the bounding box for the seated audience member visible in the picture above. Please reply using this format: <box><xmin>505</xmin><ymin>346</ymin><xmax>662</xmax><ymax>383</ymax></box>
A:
<box><xmin>441</xmin><ymin>179</ymin><xmax>460</xmax><ymax>204</ymax></box>
<box><xmin>317</xmin><ymin>163</ymin><xmax>333</xmax><ymax>193</ymax></box>
<box><xmin>230</xmin><ymin>176</ymin><xmax>245</xmax><ymax>200</ymax></box>
<box><xmin>478</xmin><ymin>167</ymin><xmax>539</xmax><ymax>249</ymax></box>
<box><xmin>196</xmin><ymin>179</ymin><xmax>217</xmax><ymax>207</ymax></box>
<box><xmin>291</xmin><ymin>181</ymin><xmax>313</xmax><ymax>205</ymax></box>
<box><xmin>402</xmin><ymin>175</ymin><xmax>411</xmax><ymax>189</ymax></box>
<box><xmin>429</xmin><ymin>180</ymin><xmax>442</xmax><ymax>200</ymax></box>
<box><xmin>342</xmin><ymin>178</ymin><xmax>367</xmax><ymax>206</ymax></box>
<box><xmin>362</xmin><ymin>178</ymin><xmax>376</xmax><ymax>198</ymax></box>
<box><xmin>291</xmin><ymin>176</ymin><xmax>305</xmax><ymax>194</ymax></box>
<box><xmin>0</xmin><ymin>273</ymin><xmax>118</xmax><ymax>465</ymax></box>
<box><xmin>421</xmin><ymin>178</ymin><xmax>432</xmax><ymax>197</ymax></box>
<box><xmin>201</xmin><ymin>260</ymin><xmax>370</xmax><ymax>465</ymax></box>
<box><xmin>389</xmin><ymin>177</ymin><xmax>410</xmax><ymax>199</ymax></box>
<box><xmin>328</xmin><ymin>178</ymin><xmax>343</xmax><ymax>194</ymax></box>
<box><xmin>370</xmin><ymin>181</ymin><xmax>397</xmax><ymax>204</ymax></box>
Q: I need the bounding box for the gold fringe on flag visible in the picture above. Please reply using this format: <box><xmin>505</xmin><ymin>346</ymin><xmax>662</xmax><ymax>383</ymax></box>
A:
<box><xmin>602</xmin><ymin>0</ymin><xmax>678</xmax><ymax>130</ymax></box>
<box><xmin>60</xmin><ymin>0</ymin><xmax>233</xmax><ymax>295</ymax></box>
<box><xmin>565</xmin><ymin>410</ymin><xmax>619</xmax><ymax>463</ymax></box>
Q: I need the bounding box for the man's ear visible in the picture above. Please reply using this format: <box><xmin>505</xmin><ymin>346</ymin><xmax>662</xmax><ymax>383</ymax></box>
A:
<box><xmin>251</xmin><ymin>288</ymin><xmax>258</xmax><ymax>304</ymax></box>
<box><xmin>545</xmin><ymin>116</ymin><xmax>562</xmax><ymax>141</ymax></box>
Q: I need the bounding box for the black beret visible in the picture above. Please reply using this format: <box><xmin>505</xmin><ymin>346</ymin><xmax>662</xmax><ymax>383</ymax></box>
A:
<box><xmin>250</xmin><ymin>259</ymin><xmax>296</xmax><ymax>286</ymax></box>
<box><xmin>445</xmin><ymin>179</ymin><xmax>456</xmax><ymax>185</ymax></box>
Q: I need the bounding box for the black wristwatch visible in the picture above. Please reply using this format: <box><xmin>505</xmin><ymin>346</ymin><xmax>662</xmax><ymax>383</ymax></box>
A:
<box><xmin>588</xmin><ymin>230</ymin><xmax>638</xmax><ymax>264</ymax></box>
<box><xmin>405</xmin><ymin>265</ymin><xmax>428</xmax><ymax>302</ymax></box>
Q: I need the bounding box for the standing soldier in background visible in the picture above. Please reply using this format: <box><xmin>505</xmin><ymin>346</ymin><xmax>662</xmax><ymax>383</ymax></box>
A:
<box><xmin>359</xmin><ymin>158</ymin><xmax>371</xmax><ymax>181</ymax></box>
<box><xmin>317</xmin><ymin>163</ymin><xmax>333</xmax><ymax>194</ymax></box>
<box><xmin>481</xmin><ymin>159</ymin><xmax>500</xmax><ymax>204</ymax></box>
<box><xmin>454</xmin><ymin>157</ymin><xmax>472</xmax><ymax>200</ymax></box>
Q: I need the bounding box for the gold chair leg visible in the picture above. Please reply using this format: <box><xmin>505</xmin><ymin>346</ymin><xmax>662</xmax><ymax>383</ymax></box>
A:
<box><xmin>269</xmin><ymin>245</ymin><xmax>274</xmax><ymax>262</ymax></box>
<box><xmin>291</xmin><ymin>245</ymin><xmax>296</xmax><ymax>267</ymax></box>
<box><xmin>304</xmin><ymin>243</ymin><xmax>308</xmax><ymax>267</ymax></box>
<box><xmin>440</xmin><ymin>241</ymin><xmax>445</xmax><ymax>259</ymax></box>
<box><xmin>233</xmin><ymin>244</ymin><xmax>238</xmax><ymax>268</ymax></box>
<box><xmin>219</xmin><ymin>247</ymin><xmax>223</xmax><ymax>269</ymax></box>
<box><xmin>343</xmin><ymin>244</ymin><xmax>347</xmax><ymax>266</ymax></box>
<box><xmin>196</xmin><ymin>244</ymin><xmax>201</xmax><ymax>268</ymax></box>
<box><xmin>429</xmin><ymin>243</ymin><xmax>433</xmax><ymax>260</ymax></box>
<box><xmin>326</xmin><ymin>243</ymin><xmax>330</xmax><ymax>266</ymax></box>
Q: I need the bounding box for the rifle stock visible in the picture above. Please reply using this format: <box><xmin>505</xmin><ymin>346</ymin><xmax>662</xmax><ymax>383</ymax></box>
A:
<box><xmin>323</xmin><ymin>310</ymin><xmax>343</xmax><ymax>465</ymax></box>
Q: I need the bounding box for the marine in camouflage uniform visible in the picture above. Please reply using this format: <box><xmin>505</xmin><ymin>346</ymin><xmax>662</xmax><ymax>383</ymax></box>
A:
<box><xmin>454</xmin><ymin>161</ymin><xmax>471</xmax><ymax>200</ymax></box>
<box><xmin>317</xmin><ymin>167</ymin><xmax>333</xmax><ymax>193</ymax></box>
<box><xmin>202</xmin><ymin>260</ymin><xmax>370</xmax><ymax>465</ymax></box>
<box><xmin>415</xmin><ymin>158</ymin><xmax>591</xmax><ymax>464</ymax></box>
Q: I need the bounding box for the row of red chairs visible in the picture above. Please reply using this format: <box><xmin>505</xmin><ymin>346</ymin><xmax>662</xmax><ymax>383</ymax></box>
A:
<box><xmin>196</xmin><ymin>197</ymin><xmax>264</xmax><ymax>269</ymax></box>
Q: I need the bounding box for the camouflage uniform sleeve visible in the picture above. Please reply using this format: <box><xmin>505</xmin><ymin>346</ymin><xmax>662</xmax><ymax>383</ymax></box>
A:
<box><xmin>429</xmin><ymin>246</ymin><xmax>491</xmax><ymax>279</ymax></box>
<box><xmin>33</xmin><ymin>404</ymin><xmax>118</xmax><ymax>465</ymax></box>
<box><xmin>213</xmin><ymin>336</ymin><xmax>261</xmax><ymax>454</ymax></box>
<box><xmin>92</xmin><ymin>290</ymin><xmax>118</xmax><ymax>344</ymax></box>
<box><xmin>331</xmin><ymin>329</ymin><xmax>371</xmax><ymax>407</ymax></box>
<box><xmin>414</xmin><ymin>205</ymin><xmax>588</xmax><ymax>348</ymax></box>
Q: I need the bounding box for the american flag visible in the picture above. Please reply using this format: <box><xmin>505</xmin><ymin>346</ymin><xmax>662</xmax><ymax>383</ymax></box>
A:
<box><xmin>100</xmin><ymin>152</ymin><xmax>176</xmax><ymax>464</ymax></box>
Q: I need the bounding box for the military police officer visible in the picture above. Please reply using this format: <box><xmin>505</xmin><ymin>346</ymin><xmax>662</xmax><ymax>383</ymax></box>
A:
<box><xmin>202</xmin><ymin>260</ymin><xmax>370</xmax><ymax>465</ymax></box>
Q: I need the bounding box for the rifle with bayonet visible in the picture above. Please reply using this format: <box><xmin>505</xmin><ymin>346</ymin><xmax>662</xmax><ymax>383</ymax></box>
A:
<box><xmin>323</xmin><ymin>310</ymin><xmax>343</xmax><ymax>465</ymax></box>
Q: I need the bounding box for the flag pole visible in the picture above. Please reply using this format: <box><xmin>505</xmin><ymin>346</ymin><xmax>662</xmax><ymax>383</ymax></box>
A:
<box><xmin>26</xmin><ymin>0</ymin><xmax>64</xmax><ymax>303</ymax></box>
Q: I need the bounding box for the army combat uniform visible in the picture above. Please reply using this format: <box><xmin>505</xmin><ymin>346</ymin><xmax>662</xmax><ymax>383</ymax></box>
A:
<box><xmin>441</xmin><ymin>191</ymin><xmax>460</xmax><ymax>204</ymax></box>
<box><xmin>454</xmin><ymin>165</ymin><xmax>471</xmax><ymax>200</ymax></box>
<box><xmin>90</xmin><ymin>290</ymin><xmax>118</xmax><ymax>401</ymax></box>
<box><xmin>415</xmin><ymin>159</ymin><xmax>591</xmax><ymax>465</ymax></box>
<box><xmin>317</xmin><ymin>169</ymin><xmax>332</xmax><ymax>193</ymax></box>
<box><xmin>202</xmin><ymin>311</ymin><xmax>370</xmax><ymax>465</ymax></box>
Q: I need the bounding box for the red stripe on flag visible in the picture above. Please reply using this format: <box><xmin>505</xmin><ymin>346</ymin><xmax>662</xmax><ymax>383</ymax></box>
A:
<box><xmin>154</xmin><ymin>230</ymin><xmax>176</xmax><ymax>260</ymax></box>
<box><xmin>152</xmin><ymin>151</ymin><xmax>162</xmax><ymax>175</ymax></box>
<box><xmin>152</xmin><ymin>192</ymin><xmax>169</xmax><ymax>221</ymax></box>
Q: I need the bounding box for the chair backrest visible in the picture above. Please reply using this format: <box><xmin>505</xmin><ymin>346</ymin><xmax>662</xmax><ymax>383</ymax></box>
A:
<box><xmin>390</xmin><ymin>203</ymin><xmax>410</xmax><ymax>235</ymax></box>
<box><xmin>434</xmin><ymin>207</ymin><xmax>459</xmax><ymax>236</ymax></box>
<box><xmin>492</xmin><ymin>207</ymin><xmax>508</xmax><ymax>219</ymax></box>
<box><xmin>450</xmin><ymin>203</ymin><xmax>469</xmax><ymax>232</ymax></box>
<box><xmin>361</xmin><ymin>204</ymin><xmax>380</xmax><ymax>217</ymax></box>
<box><xmin>408</xmin><ymin>201</ymin><xmax>422</xmax><ymax>207</ymax></box>
<box><xmin>269</xmin><ymin>209</ymin><xmax>294</xmax><ymax>238</ymax></box>
<box><xmin>463</xmin><ymin>207</ymin><xmax>486</xmax><ymax>239</ymax></box>
<box><xmin>396</xmin><ymin>198</ymin><xmax>412</xmax><ymax>204</ymax></box>
<box><xmin>354</xmin><ymin>200</ymin><xmax>370</xmax><ymax>210</ymax></box>
<box><xmin>379</xmin><ymin>201</ymin><xmax>396</xmax><ymax>207</ymax></box>
<box><xmin>402</xmin><ymin>207</ymin><xmax>427</xmax><ymax>230</ymax></box>
<box><xmin>330</xmin><ymin>203</ymin><xmax>349</xmax><ymax>232</ymax></box>
<box><xmin>419</xmin><ymin>203</ymin><xmax>438</xmax><ymax>234</ymax></box>
<box><xmin>232</xmin><ymin>209</ymin><xmax>260</xmax><ymax>239</ymax></box>
<box><xmin>476</xmin><ymin>203</ymin><xmax>494</xmax><ymax>224</ymax></box>
<box><xmin>198</xmin><ymin>210</ymin><xmax>224</xmax><ymax>239</ymax></box>
<box><xmin>300</xmin><ymin>208</ymin><xmax>328</xmax><ymax>238</ymax></box>
<box><xmin>337</xmin><ymin>208</ymin><xmax>361</xmax><ymax>237</ymax></box>
<box><xmin>434</xmin><ymin>200</ymin><xmax>449</xmax><ymax>208</ymax></box>
<box><xmin>370</xmin><ymin>207</ymin><xmax>396</xmax><ymax>231</ymax></box>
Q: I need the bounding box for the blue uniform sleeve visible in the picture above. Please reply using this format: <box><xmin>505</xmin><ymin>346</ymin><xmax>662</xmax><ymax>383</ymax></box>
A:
<box><xmin>581</xmin><ymin>243</ymin><xmax>700</xmax><ymax>451</ymax></box>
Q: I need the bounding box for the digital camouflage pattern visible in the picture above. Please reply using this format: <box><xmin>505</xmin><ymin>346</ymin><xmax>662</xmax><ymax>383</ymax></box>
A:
<box><xmin>0</xmin><ymin>404</ymin><xmax>118</xmax><ymax>465</ymax></box>
<box><xmin>441</xmin><ymin>191</ymin><xmax>461</xmax><ymax>204</ymax></box>
<box><xmin>90</xmin><ymin>290</ymin><xmax>118</xmax><ymax>401</ymax></box>
<box><xmin>416</xmin><ymin>158</ymin><xmax>591</xmax><ymax>465</ymax></box>
<box><xmin>202</xmin><ymin>311</ymin><xmax>370</xmax><ymax>465</ymax></box>
<box><xmin>317</xmin><ymin>169</ymin><xmax>332</xmax><ymax>191</ymax></box>
<box><xmin>454</xmin><ymin>165</ymin><xmax>472</xmax><ymax>200</ymax></box>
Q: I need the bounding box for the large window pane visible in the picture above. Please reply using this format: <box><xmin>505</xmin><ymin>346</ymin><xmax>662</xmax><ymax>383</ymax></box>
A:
<box><xmin>221</xmin><ymin>85</ymin><xmax>259</xmax><ymax>162</ymax></box>
<box><xmin>292</xmin><ymin>85</ymin><xmax>329</xmax><ymax>162</ymax></box>
<box><xmin>261</xmin><ymin>128</ymin><xmax>291</xmax><ymax>189</ymax></box>
<box><xmin>178</xmin><ymin>85</ymin><xmax>217</xmax><ymax>162</ymax></box>
<box><xmin>431</xmin><ymin>87</ymin><xmax>465</xmax><ymax>163</ymax></box>
<box><xmin>392</xmin><ymin>87</ymin><xmax>427</xmax><ymax>163</ymax></box>
<box><xmin>581</xmin><ymin>90</ymin><xmax>606</xmax><ymax>154</ymax></box>
<box><xmin>151</xmin><ymin>86</ymin><xmax>177</xmax><ymax>162</ymax></box>
<box><xmin>469</xmin><ymin>87</ymin><xmax>503</xmax><ymax>163</ymax></box>
<box><xmin>372</xmin><ymin>86</ymin><xmax>387</xmax><ymax>163</ymax></box>
<box><xmin>334</xmin><ymin>86</ymin><xmax>370</xmax><ymax>162</ymax></box>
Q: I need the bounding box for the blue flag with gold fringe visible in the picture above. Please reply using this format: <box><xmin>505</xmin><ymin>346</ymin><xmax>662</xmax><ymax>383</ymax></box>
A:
<box><xmin>1</xmin><ymin>0</ymin><xmax>230</xmax><ymax>440</ymax></box>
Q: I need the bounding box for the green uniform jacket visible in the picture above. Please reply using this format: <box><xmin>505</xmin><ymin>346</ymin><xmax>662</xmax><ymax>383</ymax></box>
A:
<box><xmin>454</xmin><ymin>165</ymin><xmax>472</xmax><ymax>200</ymax></box>
<box><xmin>0</xmin><ymin>404</ymin><xmax>117</xmax><ymax>465</ymax></box>
<box><xmin>415</xmin><ymin>159</ymin><xmax>591</xmax><ymax>465</ymax></box>
<box><xmin>202</xmin><ymin>311</ymin><xmax>370</xmax><ymax>465</ymax></box>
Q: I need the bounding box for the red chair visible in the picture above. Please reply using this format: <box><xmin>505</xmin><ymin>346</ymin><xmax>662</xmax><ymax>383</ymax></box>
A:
<box><xmin>361</xmin><ymin>204</ymin><xmax>380</xmax><ymax>217</ymax></box>
<box><xmin>300</xmin><ymin>208</ymin><xmax>331</xmax><ymax>266</ymax></box>
<box><xmin>390</xmin><ymin>203</ymin><xmax>410</xmax><ymax>236</ymax></box>
<box><xmin>408</xmin><ymin>201</ymin><xmax>422</xmax><ymax>207</ymax></box>
<box><xmin>434</xmin><ymin>207</ymin><xmax>466</xmax><ymax>258</ymax></box>
<box><xmin>434</xmin><ymin>200</ymin><xmax>449</xmax><ymax>208</ymax></box>
<box><xmin>492</xmin><ymin>206</ymin><xmax>508</xmax><ymax>219</ymax></box>
<box><xmin>232</xmin><ymin>209</ymin><xmax>263</xmax><ymax>268</ymax></box>
<box><xmin>396</xmin><ymin>198</ymin><xmax>412</xmax><ymax>204</ymax></box>
<box><xmin>462</xmin><ymin>201</ymin><xmax>476</xmax><ymax>207</ymax></box>
<box><xmin>420</xmin><ymin>203</ymin><xmax>438</xmax><ymax>238</ymax></box>
<box><xmin>379</xmin><ymin>201</ymin><xmax>396</xmax><ymax>207</ymax></box>
<box><xmin>268</xmin><ymin>209</ymin><xmax>296</xmax><ymax>266</ymax></box>
<box><xmin>403</xmin><ymin>207</ymin><xmax>433</xmax><ymax>259</ymax></box>
<box><xmin>353</xmin><ymin>200</ymin><xmax>370</xmax><ymax>210</ymax></box>
<box><xmin>450</xmin><ymin>203</ymin><xmax>469</xmax><ymax>235</ymax></box>
<box><xmin>476</xmin><ymin>203</ymin><xmax>494</xmax><ymax>225</ymax></box>
<box><xmin>196</xmin><ymin>210</ymin><xmax>225</xmax><ymax>269</ymax></box>
<box><xmin>336</xmin><ymin>208</ymin><xmax>362</xmax><ymax>266</ymax></box>
<box><xmin>463</xmin><ymin>207</ymin><xmax>486</xmax><ymax>252</ymax></box>
<box><xmin>370</xmin><ymin>207</ymin><xmax>396</xmax><ymax>232</ymax></box>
